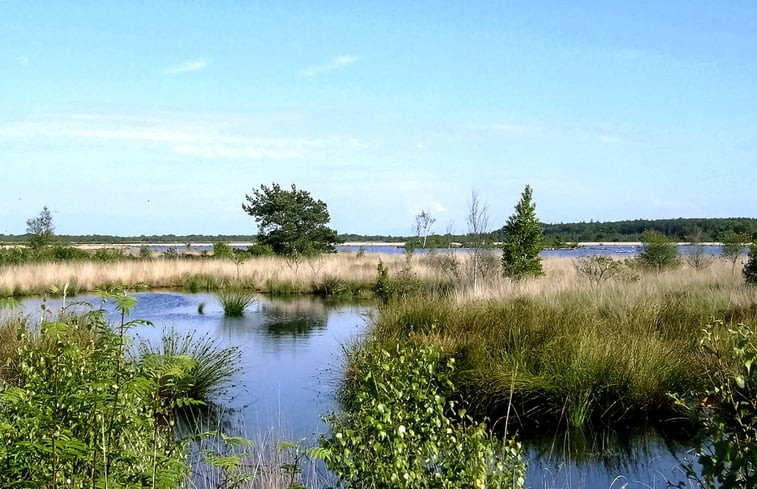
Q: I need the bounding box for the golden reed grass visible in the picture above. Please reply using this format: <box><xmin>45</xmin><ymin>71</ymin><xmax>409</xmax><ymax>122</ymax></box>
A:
<box><xmin>0</xmin><ymin>251</ymin><xmax>751</xmax><ymax>303</ymax></box>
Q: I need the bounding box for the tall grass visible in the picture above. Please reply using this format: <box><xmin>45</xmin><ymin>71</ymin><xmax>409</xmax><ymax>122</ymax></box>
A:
<box><xmin>137</xmin><ymin>328</ymin><xmax>241</xmax><ymax>402</ymax></box>
<box><xmin>217</xmin><ymin>289</ymin><xmax>257</xmax><ymax>316</ymax></box>
<box><xmin>364</xmin><ymin>261</ymin><xmax>756</xmax><ymax>433</ymax></box>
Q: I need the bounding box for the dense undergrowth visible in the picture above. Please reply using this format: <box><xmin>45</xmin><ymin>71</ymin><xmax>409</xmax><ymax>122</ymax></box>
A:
<box><xmin>0</xmin><ymin>294</ymin><xmax>240</xmax><ymax>488</ymax></box>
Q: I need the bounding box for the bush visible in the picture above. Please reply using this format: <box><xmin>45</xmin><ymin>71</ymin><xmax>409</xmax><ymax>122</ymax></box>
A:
<box><xmin>574</xmin><ymin>256</ymin><xmax>623</xmax><ymax>285</ymax></box>
<box><xmin>0</xmin><ymin>296</ymin><xmax>194</xmax><ymax>487</ymax></box>
<box><xmin>744</xmin><ymin>244</ymin><xmax>757</xmax><ymax>285</ymax></box>
<box><xmin>638</xmin><ymin>230</ymin><xmax>681</xmax><ymax>271</ymax></box>
<box><xmin>322</xmin><ymin>344</ymin><xmax>526</xmax><ymax>489</ymax></box>
<box><xmin>248</xmin><ymin>243</ymin><xmax>275</xmax><ymax>257</ymax></box>
<box><xmin>213</xmin><ymin>241</ymin><xmax>234</xmax><ymax>259</ymax></box>
<box><xmin>682</xmin><ymin>322</ymin><xmax>757</xmax><ymax>488</ymax></box>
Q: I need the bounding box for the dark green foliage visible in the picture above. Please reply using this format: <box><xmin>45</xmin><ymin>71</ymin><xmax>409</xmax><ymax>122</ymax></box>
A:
<box><xmin>139</xmin><ymin>245</ymin><xmax>152</xmax><ymax>259</ymax></box>
<box><xmin>322</xmin><ymin>343</ymin><xmax>526</xmax><ymax>488</ymax></box>
<box><xmin>744</xmin><ymin>244</ymin><xmax>757</xmax><ymax>285</ymax></box>
<box><xmin>372</xmin><ymin>260</ymin><xmax>423</xmax><ymax>303</ymax></box>
<box><xmin>242</xmin><ymin>183</ymin><xmax>341</xmax><ymax>256</ymax></box>
<box><xmin>247</xmin><ymin>243</ymin><xmax>275</xmax><ymax>257</ymax></box>
<box><xmin>681</xmin><ymin>322</ymin><xmax>757</xmax><ymax>488</ymax></box>
<box><xmin>533</xmin><ymin>217</ymin><xmax>757</xmax><ymax>243</ymax></box>
<box><xmin>213</xmin><ymin>241</ymin><xmax>234</xmax><ymax>259</ymax></box>
<box><xmin>501</xmin><ymin>185</ymin><xmax>543</xmax><ymax>279</ymax></box>
<box><xmin>638</xmin><ymin>229</ymin><xmax>681</xmax><ymax>271</ymax></box>
<box><xmin>0</xmin><ymin>297</ymin><xmax>197</xmax><ymax>487</ymax></box>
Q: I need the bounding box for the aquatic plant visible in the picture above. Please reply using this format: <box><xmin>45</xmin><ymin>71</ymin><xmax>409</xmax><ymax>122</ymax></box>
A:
<box><xmin>138</xmin><ymin>328</ymin><xmax>241</xmax><ymax>403</ymax></box>
<box><xmin>217</xmin><ymin>289</ymin><xmax>256</xmax><ymax>316</ymax></box>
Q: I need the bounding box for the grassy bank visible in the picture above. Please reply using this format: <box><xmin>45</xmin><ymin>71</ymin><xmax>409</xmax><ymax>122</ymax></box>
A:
<box><xmin>359</xmin><ymin>260</ymin><xmax>757</xmax><ymax>433</ymax></box>
<box><xmin>0</xmin><ymin>250</ymin><xmax>490</xmax><ymax>298</ymax></box>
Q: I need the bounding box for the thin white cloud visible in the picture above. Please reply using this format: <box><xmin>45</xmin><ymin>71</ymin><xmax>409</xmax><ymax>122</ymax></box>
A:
<box><xmin>162</xmin><ymin>58</ymin><xmax>212</xmax><ymax>75</ymax></box>
<box><xmin>298</xmin><ymin>55</ymin><xmax>360</xmax><ymax>77</ymax></box>
<box><xmin>17</xmin><ymin>55</ymin><xmax>28</xmax><ymax>66</ymax></box>
<box><xmin>0</xmin><ymin>112</ymin><xmax>363</xmax><ymax>161</ymax></box>
<box><xmin>466</xmin><ymin>123</ymin><xmax>530</xmax><ymax>133</ymax></box>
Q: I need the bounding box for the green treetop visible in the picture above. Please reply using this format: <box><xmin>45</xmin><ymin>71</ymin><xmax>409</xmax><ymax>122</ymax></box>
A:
<box><xmin>242</xmin><ymin>183</ymin><xmax>340</xmax><ymax>257</ymax></box>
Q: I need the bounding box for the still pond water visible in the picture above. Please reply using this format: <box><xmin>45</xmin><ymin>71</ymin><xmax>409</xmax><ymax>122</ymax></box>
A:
<box><xmin>22</xmin><ymin>292</ymin><xmax>697</xmax><ymax>489</ymax></box>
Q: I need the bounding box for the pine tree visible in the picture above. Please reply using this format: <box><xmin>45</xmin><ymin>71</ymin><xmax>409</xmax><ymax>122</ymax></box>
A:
<box><xmin>502</xmin><ymin>185</ymin><xmax>543</xmax><ymax>279</ymax></box>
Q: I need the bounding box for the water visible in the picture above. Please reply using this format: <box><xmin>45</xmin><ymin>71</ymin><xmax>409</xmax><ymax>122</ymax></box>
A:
<box><xmin>20</xmin><ymin>292</ymin><xmax>697</xmax><ymax>488</ymax></box>
<box><xmin>337</xmin><ymin>243</ymin><xmax>724</xmax><ymax>258</ymax></box>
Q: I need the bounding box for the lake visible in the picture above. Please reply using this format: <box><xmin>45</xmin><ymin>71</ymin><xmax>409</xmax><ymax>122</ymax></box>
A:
<box><xmin>21</xmin><ymin>292</ymin><xmax>698</xmax><ymax>488</ymax></box>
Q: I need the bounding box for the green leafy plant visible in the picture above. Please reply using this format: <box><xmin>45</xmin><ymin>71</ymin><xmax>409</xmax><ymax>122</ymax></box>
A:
<box><xmin>0</xmin><ymin>293</ymin><xmax>194</xmax><ymax>488</ymax></box>
<box><xmin>638</xmin><ymin>229</ymin><xmax>681</xmax><ymax>271</ymax></box>
<box><xmin>321</xmin><ymin>343</ymin><xmax>526</xmax><ymax>489</ymax></box>
<box><xmin>679</xmin><ymin>321</ymin><xmax>757</xmax><ymax>488</ymax></box>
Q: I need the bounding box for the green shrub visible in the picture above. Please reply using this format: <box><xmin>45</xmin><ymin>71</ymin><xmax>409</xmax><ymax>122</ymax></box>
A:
<box><xmin>213</xmin><ymin>241</ymin><xmax>234</xmax><ymax>259</ymax></box>
<box><xmin>248</xmin><ymin>243</ymin><xmax>275</xmax><ymax>257</ymax></box>
<box><xmin>682</xmin><ymin>322</ymin><xmax>757</xmax><ymax>488</ymax></box>
<box><xmin>0</xmin><ymin>296</ymin><xmax>194</xmax><ymax>487</ymax></box>
<box><xmin>322</xmin><ymin>343</ymin><xmax>525</xmax><ymax>489</ymax></box>
<box><xmin>744</xmin><ymin>244</ymin><xmax>757</xmax><ymax>285</ymax></box>
<box><xmin>638</xmin><ymin>230</ymin><xmax>681</xmax><ymax>271</ymax></box>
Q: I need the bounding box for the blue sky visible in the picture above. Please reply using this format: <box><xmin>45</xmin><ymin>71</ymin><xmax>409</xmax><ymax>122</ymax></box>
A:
<box><xmin>2</xmin><ymin>1</ymin><xmax>756</xmax><ymax>236</ymax></box>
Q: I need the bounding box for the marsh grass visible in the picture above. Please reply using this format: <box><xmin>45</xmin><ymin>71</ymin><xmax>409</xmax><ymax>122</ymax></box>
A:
<box><xmin>217</xmin><ymin>289</ymin><xmax>257</xmax><ymax>316</ymax></box>
<box><xmin>365</xmin><ymin>261</ymin><xmax>757</xmax><ymax>433</ymax></box>
<box><xmin>138</xmin><ymin>328</ymin><xmax>241</xmax><ymax>403</ymax></box>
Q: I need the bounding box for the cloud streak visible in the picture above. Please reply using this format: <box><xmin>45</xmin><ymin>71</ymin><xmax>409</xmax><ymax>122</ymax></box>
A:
<box><xmin>298</xmin><ymin>55</ymin><xmax>360</xmax><ymax>77</ymax></box>
<box><xmin>0</xmin><ymin>112</ymin><xmax>364</xmax><ymax>160</ymax></box>
<box><xmin>162</xmin><ymin>58</ymin><xmax>212</xmax><ymax>74</ymax></box>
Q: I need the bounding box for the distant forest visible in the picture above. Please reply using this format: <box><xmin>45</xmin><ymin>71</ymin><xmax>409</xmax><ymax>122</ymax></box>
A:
<box><xmin>0</xmin><ymin>217</ymin><xmax>755</xmax><ymax>246</ymax></box>
<box><xmin>347</xmin><ymin>217</ymin><xmax>757</xmax><ymax>245</ymax></box>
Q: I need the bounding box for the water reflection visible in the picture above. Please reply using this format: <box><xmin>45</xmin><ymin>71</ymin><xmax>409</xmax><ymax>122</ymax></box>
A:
<box><xmin>525</xmin><ymin>427</ymin><xmax>696</xmax><ymax>488</ymax></box>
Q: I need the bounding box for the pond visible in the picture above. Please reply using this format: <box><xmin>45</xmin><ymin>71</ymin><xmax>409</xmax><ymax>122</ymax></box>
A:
<box><xmin>21</xmin><ymin>292</ymin><xmax>697</xmax><ymax>488</ymax></box>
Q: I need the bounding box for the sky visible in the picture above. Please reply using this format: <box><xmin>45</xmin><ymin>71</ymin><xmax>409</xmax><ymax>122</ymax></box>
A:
<box><xmin>1</xmin><ymin>1</ymin><xmax>756</xmax><ymax>236</ymax></box>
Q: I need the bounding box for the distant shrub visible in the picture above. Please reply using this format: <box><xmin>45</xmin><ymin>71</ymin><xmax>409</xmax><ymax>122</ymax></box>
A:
<box><xmin>213</xmin><ymin>241</ymin><xmax>233</xmax><ymax>259</ymax></box>
<box><xmin>574</xmin><ymin>256</ymin><xmax>623</xmax><ymax>285</ymax></box>
<box><xmin>373</xmin><ymin>261</ymin><xmax>423</xmax><ymax>303</ymax></box>
<box><xmin>248</xmin><ymin>243</ymin><xmax>275</xmax><ymax>257</ymax></box>
<box><xmin>139</xmin><ymin>245</ymin><xmax>152</xmax><ymax>259</ymax></box>
<box><xmin>93</xmin><ymin>247</ymin><xmax>126</xmax><ymax>262</ymax></box>
<box><xmin>163</xmin><ymin>247</ymin><xmax>180</xmax><ymax>259</ymax></box>
<box><xmin>638</xmin><ymin>230</ymin><xmax>681</xmax><ymax>271</ymax></box>
<box><xmin>744</xmin><ymin>244</ymin><xmax>757</xmax><ymax>285</ymax></box>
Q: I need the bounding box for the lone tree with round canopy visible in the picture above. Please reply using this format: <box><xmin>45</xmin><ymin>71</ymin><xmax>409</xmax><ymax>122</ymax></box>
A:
<box><xmin>501</xmin><ymin>184</ymin><xmax>544</xmax><ymax>279</ymax></box>
<box><xmin>242</xmin><ymin>183</ymin><xmax>340</xmax><ymax>256</ymax></box>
